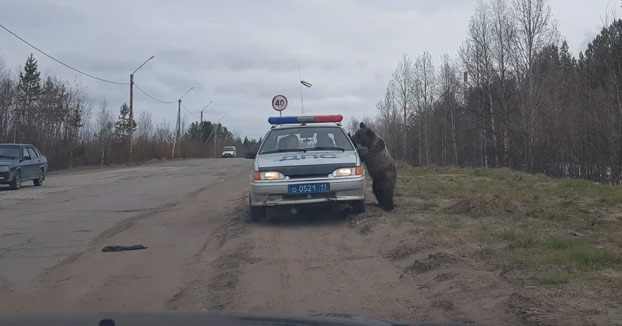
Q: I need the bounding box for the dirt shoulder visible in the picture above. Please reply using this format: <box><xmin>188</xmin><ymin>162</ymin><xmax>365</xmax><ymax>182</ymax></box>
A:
<box><xmin>165</xmin><ymin>171</ymin><xmax>524</xmax><ymax>325</ymax></box>
<box><xmin>168</xmin><ymin>166</ymin><xmax>622</xmax><ymax>325</ymax></box>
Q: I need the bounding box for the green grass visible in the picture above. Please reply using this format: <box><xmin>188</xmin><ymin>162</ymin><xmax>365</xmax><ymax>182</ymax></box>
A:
<box><xmin>396</xmin><ymin>166</ymin><xmax>622</xmax><ymax>288</ymax></box>
<box><xmin>481</xmin><ymin>235</ymin><xmax>622</xmax><ymax>274</ymax></box>
<box><xmin>420</xmin><ymin>201</ymin><xmax>439</xmax><ymax>211</ymax></box>
<box><xmin>535</xmin><ymin>273</ymin><xmax>571</xmax><ymax>285</ymax></box>
<box><xmin>543</xmin><ymin>236</ymin><xmax>585</xmax><ymax>250</ymax></box>
<box><xmin>566</xmin><ymin>248</ymin><xmax>622</xmax><ymax>270</ymax></box>
<box><xmin>499</xmin><ymin>230</ymin><xmax>537</xmax><ymax>249</ymax></box>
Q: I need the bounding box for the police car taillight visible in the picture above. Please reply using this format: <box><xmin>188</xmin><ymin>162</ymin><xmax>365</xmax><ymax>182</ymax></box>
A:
<box><xmin>268</xmin><ymin>115</ymin><xmax>343</xmax><ymax>125</ymax></box>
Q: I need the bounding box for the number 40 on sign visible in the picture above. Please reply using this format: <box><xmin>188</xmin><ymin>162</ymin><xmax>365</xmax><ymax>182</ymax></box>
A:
<box><xmin>272</xmin><ymin>95</ymin><xmax>288</xmax><ymax>113</ymax></box>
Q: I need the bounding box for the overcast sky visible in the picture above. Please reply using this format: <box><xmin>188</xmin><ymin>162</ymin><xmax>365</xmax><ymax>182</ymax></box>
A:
<box><xmin>0</xmin><ymin>0</ymin><xmax>619</xmax><ymax>139</ymax></box>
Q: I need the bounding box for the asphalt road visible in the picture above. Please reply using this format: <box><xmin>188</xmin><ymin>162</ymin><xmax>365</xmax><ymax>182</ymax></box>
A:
<box><xmin>0</xmin><ymin>158</ymin><xmax>250</xmax><ymax>295</ymax></box>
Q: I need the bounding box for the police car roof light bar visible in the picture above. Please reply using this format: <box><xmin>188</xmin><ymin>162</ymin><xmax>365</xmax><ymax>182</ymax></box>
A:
<box><xmin>268</xmin><ymin>115</ymin><xmax>343</xmax><ymax>125</ymax></box>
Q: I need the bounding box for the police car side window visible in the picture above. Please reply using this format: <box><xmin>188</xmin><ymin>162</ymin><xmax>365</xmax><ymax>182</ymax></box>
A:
<box><xmin>333</xmin><ymin>130</ymin><xmax>354</xmax><ymax>150</ymax></box>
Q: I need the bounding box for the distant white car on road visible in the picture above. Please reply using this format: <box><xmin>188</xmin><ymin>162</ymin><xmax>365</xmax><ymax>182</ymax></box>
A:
<box><xmin>222</xmin><ymin>146</ymin><xmax>237</xmax><ymax>158</ymax></box>
<box><xmin>248</xmin><ymin>115</ymin><xmax>368</xmax><ymax>221</ymax></box>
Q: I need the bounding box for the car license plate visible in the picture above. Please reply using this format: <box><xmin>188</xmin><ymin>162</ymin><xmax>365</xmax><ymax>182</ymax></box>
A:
<box><xmin>288</xmin><ymin>183</ymin><xmax>330</xmax><ymax>194</ymax></box>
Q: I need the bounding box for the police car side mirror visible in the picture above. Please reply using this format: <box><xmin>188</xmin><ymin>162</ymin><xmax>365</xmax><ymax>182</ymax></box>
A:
<box><xmin>245</xmin><ymin>152</ymin><xmax>257</xmax><ymax>159</ymax></box>
<box><xmin>357</xmin><ymin>147</ymin><xmax>369</xmax><ymax>162</ymax></box>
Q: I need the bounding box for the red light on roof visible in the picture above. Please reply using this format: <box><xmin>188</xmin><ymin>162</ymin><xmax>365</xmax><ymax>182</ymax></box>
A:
<box><xmin>314</xmin><ymin>115</ymin><xmax>343</xmax><ymax>123</ymax></box>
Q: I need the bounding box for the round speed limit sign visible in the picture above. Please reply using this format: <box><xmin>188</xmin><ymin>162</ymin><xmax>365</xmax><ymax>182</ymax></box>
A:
<box><xmin>272</xmin><ymin>95</ymin><xmax>288</xmax><ymax>112</ymax></box>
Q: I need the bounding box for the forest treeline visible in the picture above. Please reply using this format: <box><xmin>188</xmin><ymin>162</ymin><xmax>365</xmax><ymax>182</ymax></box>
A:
<box><xmin>362</xmin><ymin>0</ymin><xmax>622</xmax><ymax>184</ymax></box>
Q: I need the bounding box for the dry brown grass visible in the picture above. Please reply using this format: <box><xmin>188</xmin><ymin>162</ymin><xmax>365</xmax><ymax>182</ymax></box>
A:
<box><xmin>386</xmin><ymin>166</ymin><xmax>622</xmax><ymax>324</ymax></box>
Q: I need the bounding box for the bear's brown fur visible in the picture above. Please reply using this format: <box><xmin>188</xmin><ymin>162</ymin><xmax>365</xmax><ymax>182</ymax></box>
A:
<box><xmin>351</xmin><ymin>122</ymin><xmax>397</xmax><ymax>211</ymax></box>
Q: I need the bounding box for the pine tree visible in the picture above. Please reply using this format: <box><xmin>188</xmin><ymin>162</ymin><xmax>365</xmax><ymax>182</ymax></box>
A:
<box><xmin>114</xmin><ymin>103</ymin><xmax>136</xmax><ymax>140</ymax></box>
<box><xmin>15</xmin><ymin>54</ymin><xmax>41</xmax><ymax>142</ymax></box>
<box><xmin>18</xmin><ymin>54</ymin><xmax>41</xmax><ymax>104</ymax></box>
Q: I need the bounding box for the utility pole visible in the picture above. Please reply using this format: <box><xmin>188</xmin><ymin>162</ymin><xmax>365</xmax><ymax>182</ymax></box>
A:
<box><xmin>171</xmin><ymin>87</ymin><xmax>194</xmax><ymax>159</ymax></box>
<box><xmin>199</xmin><ymin>101</ymin><xmax>213</xmax><ymax>145</ymax></box>
<box><xmin>214</xmin><ymin>124</ymin><xmax>218</xmax><ymax>157</ymax></box>
<box><xmin>298</xmin><ymin>63</ymin><xmax>312</xmax><ymax>115</ymax></box>
<box><xmin>171</xmin><ymin>99</ymin><xmax>181</xmax><ymax>159</ymax></box>
<box><xmin>200</xmin><ymin>110</ymin><xmax>203</xmax><ymax>145</ymax></box>
<box><xmin>199</xmin><ymin>101</ymin><xmax>213</xmax><ymax>157</ymax></box>
<box><xmin>202</xmin><ymin>114</ymin><xmax>226</xmax><ymax>152</ymax></box>
<box><xmin>129</xmin><ymin>56</ymin><xmax>155</xmax><ymax>163</ymax></box>
<box><xmin>129</xmin><ymin>73</ymin><xmax>134</xmax><ymax>162</ymax></box>
<box><xmin>299</xmin><ymin>63</ymin><xmax>304</xmax><ymax>115</ymax></box>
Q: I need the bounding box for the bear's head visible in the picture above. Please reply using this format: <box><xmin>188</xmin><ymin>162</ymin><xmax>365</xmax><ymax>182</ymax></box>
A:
<box><xmin>351</xmin><ymin>122</ymin><xmax>376</xmax><ymax>148</ymax></box>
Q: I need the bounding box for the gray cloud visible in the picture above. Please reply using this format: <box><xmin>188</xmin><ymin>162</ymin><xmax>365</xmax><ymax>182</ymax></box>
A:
<box><xmin>0</xmin><ymin>0</ymin><xmax>617</xmax><ymax>140</ymax></box>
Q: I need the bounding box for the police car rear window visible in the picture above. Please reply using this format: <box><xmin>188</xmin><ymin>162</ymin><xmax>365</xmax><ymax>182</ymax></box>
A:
<box><xmin>259</xmin><ymin>127</ymin><xmax>354</xmax><ymax>154</ymax></box>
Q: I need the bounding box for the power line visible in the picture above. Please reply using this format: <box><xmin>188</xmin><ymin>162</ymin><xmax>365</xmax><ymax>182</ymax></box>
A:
<box><xmin>134</xmin><ymin>83</ymin><xmax>177</xmax><ymax>104</ymax></box>
<box><xmin>181</xmin><ymin>102</ymin><xmax>200</xmax><ymax>118</ymax></box>
<box><xmin>0</xmin><ymin>22</ymin><xmax>128</xmax><ymax>85</ymax></box>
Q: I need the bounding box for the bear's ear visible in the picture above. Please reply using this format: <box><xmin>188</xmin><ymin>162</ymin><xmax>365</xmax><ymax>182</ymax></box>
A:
<box><xmin>360</xmin><ymin>122</ymin><xmax>366</xmax><ymax>128</ymax></box>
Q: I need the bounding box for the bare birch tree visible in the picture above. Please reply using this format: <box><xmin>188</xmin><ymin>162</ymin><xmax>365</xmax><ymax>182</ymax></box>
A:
<box><xmin>511</xmin><ymin>0</ymin><xmax>557</xmax><ymax>171</ymax></box>
<box><xmin>414</xmin><ymin>52</ymin><xmax>435</xmax><ymax>165</ymax></box>
<box><xmin>391</xmin><ymin>54</ymin><xmax>416</xmax><ymax>162</ymax></box>
<box><xmin>491</xmin><ymin>0</ymin><xmax>516</xmax><ymax>166</ymax></box>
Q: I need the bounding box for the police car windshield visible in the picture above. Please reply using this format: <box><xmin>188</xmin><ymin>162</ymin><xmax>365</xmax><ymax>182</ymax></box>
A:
<box><xmin>259</xmin><ymin>127</ymin><xmax>354</xmax><ymax>154</ymax></box>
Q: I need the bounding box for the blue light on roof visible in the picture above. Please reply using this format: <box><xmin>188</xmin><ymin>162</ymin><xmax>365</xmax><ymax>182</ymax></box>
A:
<box><xmin>268</xmin><ymin>116</ymin><xmax>298</xmax><ymax>124</ymax></box>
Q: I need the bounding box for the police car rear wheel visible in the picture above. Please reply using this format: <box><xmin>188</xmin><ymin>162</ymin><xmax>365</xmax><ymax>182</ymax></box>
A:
<box><xmin>250</xmin><ymin>206</ymin><xmax>266</xmax><ymax>222</ymax></box>
<box><xmin>351</xmin><ymin>200</ymin><xmax>365</xmax><ymax>214</ymax></box>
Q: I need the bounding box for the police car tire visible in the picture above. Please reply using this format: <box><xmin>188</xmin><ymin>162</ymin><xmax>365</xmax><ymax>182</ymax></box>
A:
<box><xmin>250</xmin><ymin>206</ymin><xmax>266</xmax><ymax>222</ymax></box>
<box><xmin>351</xmin><ymin>200</ymin><xmax>365</xmax><ymax>214</ymax></box>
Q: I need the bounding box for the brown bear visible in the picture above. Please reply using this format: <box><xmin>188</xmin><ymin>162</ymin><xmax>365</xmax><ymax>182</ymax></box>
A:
<box><xmin>351</xmin><ymin>122</ymin><xmax>397</xmax><ymax>211</ymax></box>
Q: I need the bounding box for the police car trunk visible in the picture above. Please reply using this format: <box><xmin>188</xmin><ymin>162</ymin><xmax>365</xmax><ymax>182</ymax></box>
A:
<box><xmin>249</xmin><ymin>115</ymin><xmax>366</xmax><ymax>221</ymax></box>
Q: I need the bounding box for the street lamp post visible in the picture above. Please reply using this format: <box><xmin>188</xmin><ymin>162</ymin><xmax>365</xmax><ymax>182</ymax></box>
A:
<box><xmin>298</xmin><ymin>63</ymin><xmax>312</xmax><ymax>115</ymax></box>
<box><xmin>129</xmin><ymin>55</ymin><xmax>155</xmax><ymax>163</ymax></box>
<box><xmin>214</xmin><ymin>114</ymin><xmax>226</xmax><ymax>157</ymax></box>
<box><xmin>200</xmin><ymin>101</ymin><xmax>214</xmax><ymax>145</ymax></box>
<box><xmin>171</xmin><ymin>87</ymin><xmax>194</xmax><ymax>159</ymax></box>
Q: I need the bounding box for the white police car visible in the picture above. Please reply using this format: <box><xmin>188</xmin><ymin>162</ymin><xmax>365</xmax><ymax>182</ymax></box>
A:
<box><xmin>249</xmin><ymin>115</ymin><xmax>368</xmax><ymax>221</ymax></box>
